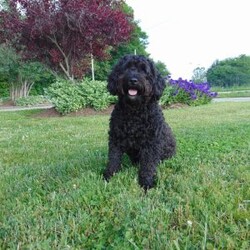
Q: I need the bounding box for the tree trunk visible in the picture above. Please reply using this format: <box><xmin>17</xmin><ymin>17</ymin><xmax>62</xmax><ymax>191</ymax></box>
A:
<box><xmin>10</xmin><ymin>81</ymin><xmax>34</xmax><ymax>101</ymax></box>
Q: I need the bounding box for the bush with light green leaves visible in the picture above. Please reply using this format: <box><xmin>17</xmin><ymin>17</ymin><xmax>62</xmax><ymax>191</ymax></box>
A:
<box><xmin>46</xmin><ymin>79</ymin><xmax>117</xmax><ymax>115</ymax></box>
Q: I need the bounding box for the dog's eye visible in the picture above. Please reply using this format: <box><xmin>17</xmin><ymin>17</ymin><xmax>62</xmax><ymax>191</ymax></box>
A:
<box><xmin>125</xmin><ymin>62</ymin><xmax>135</xmax><ymax>70</ymax></box>
<box><xmin>139</xmin><ymin>63</ymin><xmax>148</xmax><ymax>73</ymax></box>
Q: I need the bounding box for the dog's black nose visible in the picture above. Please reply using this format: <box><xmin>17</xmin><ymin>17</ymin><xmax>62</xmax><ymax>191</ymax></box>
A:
<box><xmin>129</xmin><ymin>78</ymin><xmax>138</xmax><ymax>85</ymax></box>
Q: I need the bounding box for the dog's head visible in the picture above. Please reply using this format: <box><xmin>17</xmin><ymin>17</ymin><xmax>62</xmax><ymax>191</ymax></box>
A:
<box><xmin>107</xmin><ymin>55</ymin><xmax>166</xmax><ymax>105</ymax></box>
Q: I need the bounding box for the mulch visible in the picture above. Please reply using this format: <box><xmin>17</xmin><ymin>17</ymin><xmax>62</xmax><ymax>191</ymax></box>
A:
<box><xmin>33</xmin><ymin>105</ymin><xmax>115</xmax><ymax>118</ymax></box>
<box><xmin>0</xmin><ymin>100</ymin><xmax>15</xmax><ymax>107</ymax></box>
<box><xmin>32</xmin><ymin>103</ymin><xmax>188</xmax><ymax>118</ymax></box>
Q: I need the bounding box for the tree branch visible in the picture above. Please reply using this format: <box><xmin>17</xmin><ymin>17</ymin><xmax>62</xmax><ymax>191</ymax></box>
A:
<box><xmin>47</xmin><ymin>35</ymin><xmax>73</xmax><ymax>81</ymax></box>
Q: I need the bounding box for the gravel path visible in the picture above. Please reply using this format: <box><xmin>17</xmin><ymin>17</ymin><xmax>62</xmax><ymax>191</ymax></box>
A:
<box><xmin>0</xmin><ymin>104</ymin><xmax>54</xmax><ymax>112</ymax></box>
<box><xmin>212</xmin><ymin>97</ymin><xmax>250</xmax><ymax>103</ymax></box>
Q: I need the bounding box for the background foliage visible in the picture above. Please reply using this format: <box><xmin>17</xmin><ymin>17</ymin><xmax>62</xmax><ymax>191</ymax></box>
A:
<box><xmin>192</xmin><ymin>67</ymin><xmax>207</xmax><ymax>83</ymax></box>
<box><xmin>46</xmin><ymin>79</ymin><xmax>116</xmax><ymax>114</ymax></box>
<box><xmin>84</xmin><ymin>4</ymin><xmax>169</xmax><ymax>81</ymax></box>
<box><xmin>1</xmin><ymin>1</ymin><xmax>249</xmax><ymax>102</ymax></box>
<box><xmin>206</xmin><ymin>55</ymin><xmax>250</xmax><ymax>87</ymax></box>
<box><xmin>45</xmin><ymin>77</ymin><xmax>216</xmax><ymax>115</ymax></box>
<box><xmin>160</xmin><ymin>78</ymin><xmax>217</xmax><ymax>107</ymax></box>
<box><xmin>14</xmin><ymin>95</ymin><xmax>49</xmax><ymax>107</ymax></box>
<box><xmin>0</xmin><ymin>44</ymin><xmax>54</xmax><ymax>100</ymax></box>
<box><xmin>0</xmin><ymin>0</ymin><xmax>133</xmax><ymax>80</ymax></box>
<box><xmin>0</xmin><ymin>1</ymin><xmax>170</xmax><ymax>98</ymax></box>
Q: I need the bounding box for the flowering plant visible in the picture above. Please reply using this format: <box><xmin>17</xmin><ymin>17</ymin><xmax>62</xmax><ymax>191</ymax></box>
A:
<box><xmin>160</xmin><ymin>77</ymin><xmax>217</xmax><ymax>107</ymax></box>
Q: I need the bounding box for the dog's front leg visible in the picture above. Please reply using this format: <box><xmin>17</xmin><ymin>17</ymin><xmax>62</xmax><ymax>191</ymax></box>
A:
<box><xmin>103</xmin><ymin>143</ymin><xmax>123</xmax><ymax>181</ymax></box>
<box><xmin>138</xmin><ymin>148</ymin><xmax>160</xmax><ymax>190</ymax></box>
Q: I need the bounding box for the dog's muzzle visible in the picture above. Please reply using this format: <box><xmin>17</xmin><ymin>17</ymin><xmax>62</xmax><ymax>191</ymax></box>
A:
<box><xmin>126</xmin><ymin>77</ymin><xmax>141</xmax><ymax>97</ymax></box>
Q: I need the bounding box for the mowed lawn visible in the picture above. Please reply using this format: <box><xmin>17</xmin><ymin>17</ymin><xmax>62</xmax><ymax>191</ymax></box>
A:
<box><xmin>0</xmin><ymin>102</ymin><xmax>249</xmax><ymax>249</ymax></box>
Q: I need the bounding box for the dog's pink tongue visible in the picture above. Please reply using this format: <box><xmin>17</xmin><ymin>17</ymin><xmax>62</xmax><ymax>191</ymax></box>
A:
<box><xmin>128</xmin><ymin>89</ymin><xmax>138</xmax><ymax>96</ymax></box>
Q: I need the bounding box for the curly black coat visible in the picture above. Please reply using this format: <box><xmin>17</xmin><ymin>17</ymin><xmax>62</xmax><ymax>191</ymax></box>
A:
<box><xmin>103</xmin><ymin>55</ymin><xmax>176</xmax><ymax>190</ymax></box>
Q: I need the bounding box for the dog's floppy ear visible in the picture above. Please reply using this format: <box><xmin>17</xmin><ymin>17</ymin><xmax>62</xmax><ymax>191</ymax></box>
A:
<box><xmin>148</xmin><ymin>59</ymin><xmax>166</xmax><ymax>100</ymax></box>
<box><xmin>107</xmin><ymin>56</ymin><xmax>128</xmax><ymax>95</ymax></box>
<box><xmin>154</xmin><ymin>73</ymin><xmax>166</xmax><ymax>100</ymax></box>
<box><xmin>107</xmin><ymin>64</ymin><xmax>119</xmax><ymax>95</ymax></box>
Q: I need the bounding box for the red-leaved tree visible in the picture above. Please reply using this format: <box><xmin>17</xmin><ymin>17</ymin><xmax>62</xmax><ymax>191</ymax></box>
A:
<box><xmin>0</xmin><ymin>0</ymin><xmax>133</xmax><ymax>80</ymax></box>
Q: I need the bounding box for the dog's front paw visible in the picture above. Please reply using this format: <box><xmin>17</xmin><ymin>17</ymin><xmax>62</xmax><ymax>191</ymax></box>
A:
<box><xmin>139</xmin><ymin>175</ymin><xmax>156</xmax><ymax>191</ymax></box>
<box><xmin>103</xmin><ymin>169</ymin><xmax>112</xmax><ymax>182</ymax></box>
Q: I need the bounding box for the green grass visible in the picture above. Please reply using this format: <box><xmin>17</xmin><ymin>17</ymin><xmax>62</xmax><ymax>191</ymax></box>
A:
<box><xmin>0</xmin><ymin>103</ymin><xmax>249</xmax><ymax>249</ymax></box>
<box><xmin>211</xmin><ymin>85</ymin><xmax>250</xmax><ymax>92</ymax></box>
<box><xmin>216</xmin><ymin>90</ymin><xmax>250</xmax><ymax>98</ymax></box>
<box><xmin>212</xmin><ymin>85</ymin><xmax>250</xmax><ymax>98</ymax></box>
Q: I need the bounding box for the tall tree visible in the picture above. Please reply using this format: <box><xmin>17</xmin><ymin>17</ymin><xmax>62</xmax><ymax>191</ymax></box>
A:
<box><xmin>192</xmin><ymin>67</ymin><xmax>207</xmax><ymax>83</ymax></box>
<box><xmin>110</xmin><ymin>4</ymin><xmax>149</xmax><ymax>61</ymax></box>
<box><xmin>87</xmin><ymin>3</ymin><xmax>170</xmax><ymax>81</ymax></box>
<box><xmin>90</xmin><ymin>22</ymin><xmax>149</xmax><ymax>81</ymax></box>
<box><xmin>85</xmin><ymin>4</ymin><xmax>148</xmax><ymax>81</ymax></box>
<box><xmin>0</xmin><ymin>0</ymin><xmax>133</xmax><ymax>80</ymax></box>
<box><xmin>207</xmin><ymin>55</ymin><xmax>250</xmax><ymax>87</ymax></box>
<box><xmin>154</xmin><ymin>61</ymin><xmax>170</xmax><ymax>77</ymax></box>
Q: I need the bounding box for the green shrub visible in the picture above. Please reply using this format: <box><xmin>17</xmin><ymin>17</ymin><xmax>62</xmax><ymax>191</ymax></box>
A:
<box><xmin>159</xmin><ymin>85</ymin><xmax>176</xmax><ymax>107</ymax></box>
<box><xmin>45</xmin><ymin>80</ymin><xmax>86</xmax><ymax>115</ymax></box>
<box><xmin>78</xmin><ymin>78</ymin><xmax>117</xmax><ymax>111</ymax></box>
<box><xmin>46</xmin><ymin>78</ymin><xmax>216</xmax><ymax>115</ymax></box>
<box><xmin>15</xmin><ymin>95</ymin><xmax>49</xmax><ymax>106</ymax></box>
<box><xmin>0</xmin><ymin>81</ymin><xmax>9</xmax><ymax>97</ymax></box>
<box><xmin>160</xmin><ymin>85</ymin><xmax>193</xmax><ymax>107</ymax></box>
<box><xmin>46</xmin><ymin>79</ymin><xmax>117</xmax><ymax>115</ymax></box>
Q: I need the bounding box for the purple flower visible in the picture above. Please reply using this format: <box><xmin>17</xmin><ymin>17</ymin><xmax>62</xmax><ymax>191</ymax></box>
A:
<box><xmin>168</xmin><ymin>78</ymin><xmax>217</xmax><ymax>101</ymax></box>
<box><xmin>191</xmin><ymin>93</ymin><xmax>197</xmax><ymax>100</ymax></box>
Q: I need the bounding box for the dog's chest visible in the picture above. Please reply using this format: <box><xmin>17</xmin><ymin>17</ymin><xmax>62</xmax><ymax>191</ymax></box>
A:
<box><xmin>111</xmin><ymin>112</ymin><xmax>154</xmax><ymax>148</ymax></box>
<box><xmin>124</xmin><ymin>115</ymin><xmax>149</xmax><ymax>137</ymax></box>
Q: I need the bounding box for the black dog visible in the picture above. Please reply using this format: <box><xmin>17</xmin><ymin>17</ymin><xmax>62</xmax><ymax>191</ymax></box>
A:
<box><xmin>103</xmin><ymin>55</ymin><xmax>176</xmax><ymax>190</ymax></box>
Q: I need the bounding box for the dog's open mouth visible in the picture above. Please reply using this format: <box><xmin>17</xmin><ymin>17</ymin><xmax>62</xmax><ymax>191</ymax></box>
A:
<box><xmin>128</xmin><ymin>89</ymin><xmax>138</xmax><ymax>96</ymax></box>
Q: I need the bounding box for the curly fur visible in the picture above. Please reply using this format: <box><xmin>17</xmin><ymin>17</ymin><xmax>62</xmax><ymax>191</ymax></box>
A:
<box><xmin>103</xmin><ymin>55</ymin><xmax>176</xmax><ymax>190</ymax></box>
